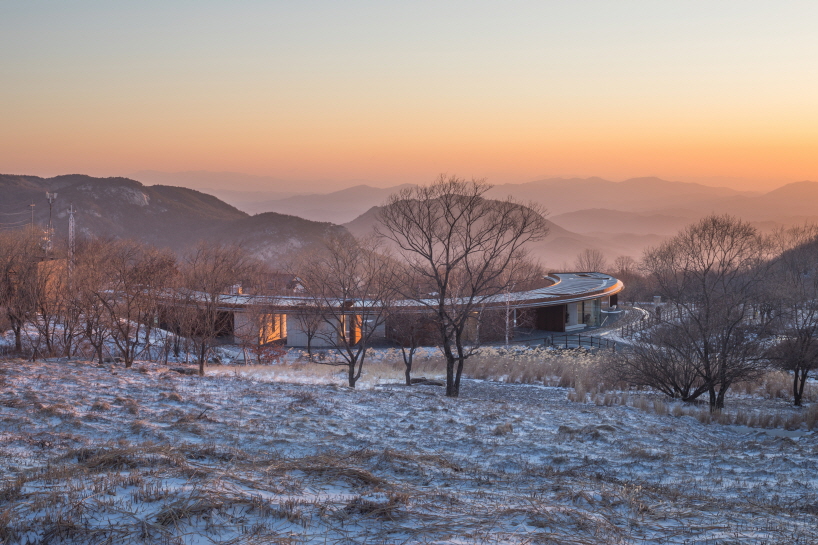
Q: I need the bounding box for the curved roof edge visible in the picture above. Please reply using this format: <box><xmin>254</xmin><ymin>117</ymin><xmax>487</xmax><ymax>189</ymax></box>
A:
<box><xmin>498</xmin><ymin>272</ymin><xmax>623</xmax><ymax>310</ymax></box>
<box><xmin>213</xmin><ymin>271</ymin><xmax>623</xmax><ymax>311</ymax></box>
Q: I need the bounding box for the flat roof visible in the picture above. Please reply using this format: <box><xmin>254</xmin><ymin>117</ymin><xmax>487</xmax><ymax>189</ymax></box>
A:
<box><xmin>211</xmin><ymin>272</ymin><xmax>623</xmax><ymax>312</ymax></box>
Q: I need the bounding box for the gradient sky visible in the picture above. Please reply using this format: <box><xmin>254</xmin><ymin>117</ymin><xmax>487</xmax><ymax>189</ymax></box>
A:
<box><xmin>2</xmin><ymin>1</ymin><xmax>817</xmax><ymax>191</ymax></box>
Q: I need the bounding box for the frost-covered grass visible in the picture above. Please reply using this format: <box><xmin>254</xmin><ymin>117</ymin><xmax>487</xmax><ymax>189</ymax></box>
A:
<box><xmin>231</xmin><ymin>347</ymin><xmax>818</xmax><ymax>432</ymax></box>
<box><xmin>223</xmin><ymin>345</ymin><xmax>610</xmax><ymax>389</ymax></box>
<box><xmin>1</xmin><ymin>357</ymin><xmax>817</xmax><ymax>544</ymax></box>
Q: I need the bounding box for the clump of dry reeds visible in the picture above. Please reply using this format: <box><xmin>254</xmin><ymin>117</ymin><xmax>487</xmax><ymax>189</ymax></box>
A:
<box><xmin>90</xmin><ymin>399</ymin><xmax>111</xmax><ymax>412</ymax></box>
<box><xmin>584</xmin><ymin>389</ymin><xmax>818</xmax><ymax>431</ymax></box>
<box><xmin>160</xmin><ymin>391</ymin><xmax>184</xmax><ymax>402</ymax></box>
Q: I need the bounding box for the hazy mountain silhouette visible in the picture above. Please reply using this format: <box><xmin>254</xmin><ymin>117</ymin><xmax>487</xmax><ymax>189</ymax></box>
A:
<box><xmin>549</xmin><ymin>209</ymin><xmax>692</xmax><ymax>236</ymax></box>
<box><xmin>342</xmin><ymin>204</ymin><xmax>644</xmax><ymax>269</ymax></box>
<box><xmin>253</xmin><ymin>184</ymin><xmax>415</xmax><ymax>224</ymax></box>
<box><xmin>486</xmin><ymin>177</ymin><xmax>756</xmax><ymax>216</ymax></box>
<box><xmin>0</xmin><ymin>173</ymin><xmax>342</xmax><ymax>259</ymax></box>
<box><xmin>722</xmin><ymin>181</ymin><xmax>818</xmax><ymax>220</ymax></box>
<box><xmin>129</xmin><ymin>170</ymin><xmax>393</xmax><ymax>214</ymax></box>
<box><xmin>254</xmin><ymin>176</ymin><xmax>756</xmax><ymax>221</ymax></box>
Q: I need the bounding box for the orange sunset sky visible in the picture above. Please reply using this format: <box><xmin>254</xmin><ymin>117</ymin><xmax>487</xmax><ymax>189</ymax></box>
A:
<box><xmin>2</xmin><ymin>1</ymin><xmax>817</xmax><ymax>192</ymax></box>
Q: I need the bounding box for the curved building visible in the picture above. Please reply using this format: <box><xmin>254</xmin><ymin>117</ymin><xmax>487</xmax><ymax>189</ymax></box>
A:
<box><xmin>198</xmin><ymin>272</ymin><xmax>623</xmax><ymax>347</ymax></box>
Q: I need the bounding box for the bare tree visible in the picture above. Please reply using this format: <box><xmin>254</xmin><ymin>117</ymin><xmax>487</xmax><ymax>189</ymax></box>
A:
<box><xmin>766</xmin><ymin>225</ymin><xmax>818</xmax><ymax>406</ymax></box>
<box><xmin>29</xmin><ymin>257</ymin><xmax>65</xmax><ymax>357</ymax></box>
<box><xmin>613</xmin><ymin>255</ymin><xmax>637</xmax><ymax>276</ymax></box>
<box><xmin>638</xmin><ymin>215</ymin><xmax>773</xmax><ymax>409</ymax></box>
<box><xmin>298</xmin><ymin>233</ymin><xmax>397</xmax><ymax>388</ymax></box>
<box><xmin>291</xmin><ymin>304</ymin><xmax>324</xmax><ymax>361</ymax></box>
<box><xmin>233</xmin><ymin>262</ymin><xmax>287</xmax><ymax>365</ymax></box>
<box><xmin>136</xmin><ymin>249</ymin><xmax>177</xmax><ymax>362</ymax></box>
<box><xmin>574</xmin><ymin>248</ymin><xmax>607</xmax><ymax>272</ymax></box>
<box><xmin>94</xmin><ymin>240</ymin><xmax>176</xmax><ymax>368</ymax></box>
<box><xmin>377</xmin><ymin>175</ymin><xmax>549</xmax><ymax>397</ymax></box>
<box><xmin>73</xmin><ymin>238</ymin><xmax>115</xmax><ymax>364</ymax></box>
<box><xmin>55</xmin><ymin>250</ymin><xmax>84</xmax><ymax>358</ymax></box>
<box><xmin>0</xmin><ymin>230</ymin><xmax>41</xmax><ymax>354</ymax></box>
<box><xmin>180</xmin><ymin>243</ymin><xmax>253</xmax><ymax>376</ymax></box>
<box><xmin>497</xmin><ymin>260</ymin><xmax>544</xmax><ymax>345</ymax></box>
<box><xmin>388</xmin><ymin>309</ymin><xmax>436</xmax><ymax>385</ymax></box>
<box><xmin>610</xmin><ymin>255</ymin><xmax>655</xmax><ymax>304</ymax></box>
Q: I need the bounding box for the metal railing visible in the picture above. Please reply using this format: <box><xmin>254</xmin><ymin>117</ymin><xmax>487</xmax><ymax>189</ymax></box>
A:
<box><xmin>547</xmin><ymin>333</ymin><xmax>619</xmax><ymax>351</ymax></box>
<box><xmin>620</xmin><ymin>303</ymin><xmax>682</xmax><ymax>338</ymax></box>
<box><xmin>506</xmin><ymin>333</ymin><xmax>618</xmax><ymax>350</ymax></box>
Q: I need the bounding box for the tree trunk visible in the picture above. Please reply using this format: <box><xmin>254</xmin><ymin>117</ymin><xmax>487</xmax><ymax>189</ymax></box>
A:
<box><xmin>347</xmin><ymin>360</ymin><xmax>357</xmax><ymax>388</ymax></box>
<box><xmin>63</xmin><ymin>332</ymin><xmax>74</xmax><ymax>358</ymax></box>
<box><xmin>198</xmin><ymin>341</ymin><xmax>206</xmax><ymax>376</ymax></box>
<box><xmin>452</xmin><ymin>334</ymin><xmax>466</xmax><ymax>397</ymax></box>
<box><xmin>403</xmin><ymin>351</ymin><xmax>414</xmax><ymax>386</ymax></box>
<box><xmin>43</xmin><ymin>321</ymin><xmax>53</xmax><ymax>356</ymax></box>
<box><xmin>401</xmin><ymin>347</ymin><xmax>414</xmax><ymax>385</ymax></box>
<box><xmin>794</xmin><ymin>368</ymin><xmax>807</xmax><ymax>407</ymax></box>
<box><xmin>442</xmin><ymin>339</ymin><xmax>457</xmax><ymax>396</ymax></box>
<box><xmin>445</xmin><ymin>358</ymin><xmax>457</xmax><ymax>397</ymax></box>
<box><xmin>13</xmin><ymin>324</ymin><xmax>22</xmax><ymax>352</ymax></box>
<box><xmin>715</xmin><ymin>388</ymin><xmax>726</xmax><ymax>410</ymax></box>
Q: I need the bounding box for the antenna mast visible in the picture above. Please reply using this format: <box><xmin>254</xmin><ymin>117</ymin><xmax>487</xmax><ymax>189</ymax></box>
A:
<box><xmin>46</xmin><ymin>192</ymin><xmax>57</xmax><ymax>255</ymax></box>
<box><xmin>68</xmin><ymin>204</ymin><xmax>75</xmax><ymax>276</ymax></box>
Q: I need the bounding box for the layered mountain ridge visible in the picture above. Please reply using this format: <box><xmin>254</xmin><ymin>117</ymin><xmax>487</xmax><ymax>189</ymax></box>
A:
<box><xmin>4</xmin><ymin>172</ymin><xmax>817</xmax><ymax>268</ymax></box>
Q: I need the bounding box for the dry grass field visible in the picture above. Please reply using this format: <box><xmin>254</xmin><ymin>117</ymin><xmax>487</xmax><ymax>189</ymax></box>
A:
<box><xmin>0</xmin><ymin>355</ymin><xmax>816</xmax><ymax>544</ymax></box>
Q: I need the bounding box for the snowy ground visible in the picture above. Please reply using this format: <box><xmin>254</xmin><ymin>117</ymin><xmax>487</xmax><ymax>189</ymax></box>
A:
<box><xmin>0</xmin><ymin>358</ymin><xmax>817</xmax><ymax>544</ymax></box>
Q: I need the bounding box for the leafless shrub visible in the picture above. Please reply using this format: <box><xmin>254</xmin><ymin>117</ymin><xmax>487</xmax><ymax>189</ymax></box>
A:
<box><xmin>122</xmin><ymin>398</ymin><xmax>140</xmax><ymax>415</ymax></box>
<box><xmin>161</xmin><ymin>391</ymin><xmax>183</xmax><ymax>402</ymax></box>
<box><xmin>90</xmin><ymin>399</ymin><xmax>111</xmax><ymax>412</ymax></box>
<box><xmin>492</xmin><ymin>422</ymin><xmax>514</xmax><ymax>435</ymax></box>
<box><xmin>342</xmin><ymin>493</ymin><xmax>406</xmax><ymax>521</ymax></box>
<box><xmin>627</xmin><ymin>447</ymin><xmax>671</xmax><ymax>461</ymax></box>
<box><xmin>130</xmin><ymin>419</ymin><xmax>156</xmax><ymax>434</ymax></box>
<box><xmin>37</xmin><ymin>403</ymin><xmax>77</xmax><ymax>418</ymax></box>
<box><xmin>155</xmin><ymin>494</ymin><xmax>224</xmax><ymax>526</ymax></box>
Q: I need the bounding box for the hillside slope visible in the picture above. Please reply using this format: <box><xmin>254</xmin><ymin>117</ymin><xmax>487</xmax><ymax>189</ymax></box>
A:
<box><xmin>0</xmin><ymin>173</ymin><xmax>342</xmax><ymax>259</ymax></box>
<box><xmin>342</xmin><ymin>204</ymin><xmax>657</xmax><ymax>268</ymax></box>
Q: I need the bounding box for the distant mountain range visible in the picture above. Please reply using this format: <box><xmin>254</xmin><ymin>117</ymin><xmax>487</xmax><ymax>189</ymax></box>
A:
<box><xmin>340</xmin><ymin>177</ymin><xmax>818</xmax><ymax>267</ymax></box>
<box><xmin>4</xmin><ymin>172</ymin><xmax>818</xmax><ymax>269</ymax></box>
<box><xmin>221</xmin><ymin>176</ymin><xmax>764</xmax><ymax>224</ymax></box>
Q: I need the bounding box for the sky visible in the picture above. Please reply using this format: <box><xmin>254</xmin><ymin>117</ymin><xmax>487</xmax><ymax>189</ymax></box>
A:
<box><xmin>2</xmin><ymin>1</ymin><xmax>818</xmax><ymax>192</ymax></box>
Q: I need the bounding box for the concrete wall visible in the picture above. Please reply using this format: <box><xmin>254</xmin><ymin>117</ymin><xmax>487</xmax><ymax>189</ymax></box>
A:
<box><xmin>234</xmin><ymin>311</ymin><xmax>286</xmax><ymax>344</ymax></box>
<box><xmin>286</xmin><ymin>315</ymin><xmax>336</xmax><ymax>348</ymax></box>
<box><xmin>285</xmin><ymin>313</ymin><xmax>388</xmax><ymax>348</ymax></box>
